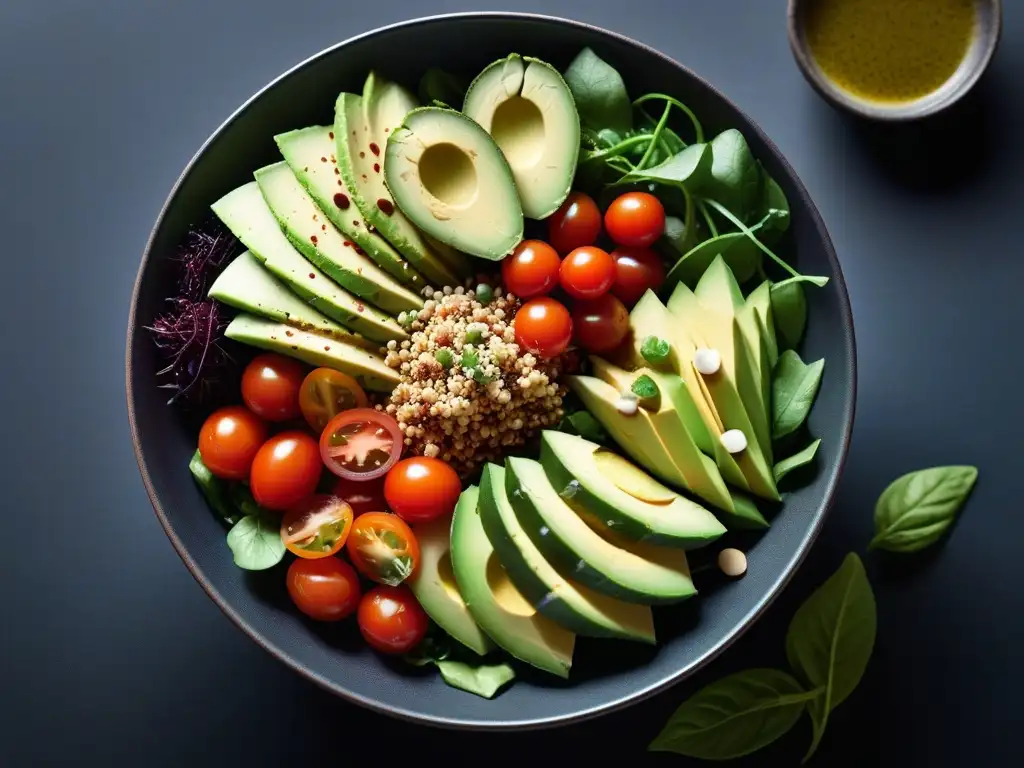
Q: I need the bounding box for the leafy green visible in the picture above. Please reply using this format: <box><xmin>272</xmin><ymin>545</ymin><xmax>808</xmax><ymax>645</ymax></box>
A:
<box><xmin>631</xmin><ymin>374</ymin><xmax>659</xmax><ymax>399</ymax></box>
<box><xmin>649</xmin><ymin>669</ymin><xmax>820</xmax><ymax>760</ymax></box>
<box><xmin>617</xmin><ymin>142</ymin><xmax>712</xmax><ymax>190</ymax></box>
<box><xmin>226</xmin><ymin>514</ymin><xmax>285</xmax><ymax>571</ymax></box>
<box><xmin>418</xmin><ymin>68</ymin><xmax>469</xmax><ymax>109</ymax></box>
<box><xmin>757</xmin><ymin>166</ymin><xmax>791</xmax><ymax>244</ymax></box>
<box><xmin>640</xmin><ymin>335</ymin><xmax>671</xmax><ymax>364</ymax></box>
<box><xmin>569</xmin><ymin>411</ymin><xmax>609</xmax><ymax>443</ymax></box>
<box><xmin>435</xmin><ymin>348</ymin><xmax>454</xmax><ymax>369</ymax></box>
<box><xmin>786</xmin><ymin>553</ymin><xmax>877</xmax><ymax>762</ymax></box>
<box><xmin>770</xmin><ymin>279</ymin><xmax>808</xmax><ymax>350</ymax></box>
<box><xmin>774</xmin><ymin>439</ymin><xmax>822</xmax><ymax>483</ymax></box>
<box><xmin>634</xmin><ymin>93</ymin><xmax>704</xmax><ymax>144</ymax></box>
<box><xmin>229</xmin><ymin>483</ymin><xmax>271</xmax><ymax>519</ymax></box>
<box><xmin>772</xmin><ymin>351</ymin><xmax>825</xmax><ymax>439</ymax></box>
<box><xmin>564</xmin><ymin>47</ymin><xmax>633</xmax><ymax>135</ymax></box>
<box><xmin>699</xmin><ymin>129</ymin><xmax>761</xmax><ymax>221</ymax></box>
<box><xmin>436</xmin><ymin>660</ymin><xmax>516</xmax><ymax>699</ymax></box>
<box><xmin>870</xmin><ymin>466</ymin><xmax>979</xmax><ymax>553</ymax></box>
<box><xmin>189</xmin><ymin>450</ymin><xmax>241</xmax><ymax>526</ymax></box>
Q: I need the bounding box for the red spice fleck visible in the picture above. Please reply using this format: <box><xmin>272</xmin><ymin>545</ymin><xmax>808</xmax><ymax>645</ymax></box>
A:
<box><xmin>361</xmin><ymin>174</ymin><xmax>368</xmax><ymax>180</ymax></box>
<box><xmin>357</xmin><ymin>303</ymin><xmax>365</xmax><ymax>313</ymax></box>
<box><xmin>285</xmin><ymin>330</ymin><xmax>294</xmax><ymax>337</ymax></box>
<box><xmin>354</xmin><ymin>245</ymin><xmax>365</xmax><ymax>255</ymax></box>
<box><xmin>309</xmin><ymin>273</ymin><xmax>316</xmax><ymax>279</ymax></box>
<box><xmin>352</xmin><ymin>220</ymin><xmax>360</xmax><ymax>227</ymax></box>
<box><xmin>324</xmin><ymin>346</ymin><xmax>331</xmax><ymax>351</ymax></box>
<box><xmin>373</xmin><ymin>163</ymin><xmax>380</xmax><ymax>173</ymax></box>
<box><xmin>377</xmin><ymin>199</ymin><xmax>395</xmax><ymax>215</ymax></box>
<box><xmin>384</xmin><ymin>127</ymin><xmax>390</xmax><ymax>133</ymax></box>
<box><xmin>330</xmin><ymin>155</ymin><xmax>336</xmax><ymax>163</ymax></box>
<box><xmin>334</xmin><ymin>193</ymin><xmax>350</xmax><ymax>209</ymax></box>
<box><xmin>338</xmin><ymin>180</ymin><xmax>344</xmax><ymax>187</ymax></box>
<box><xmin>320</xmin><ymin>156</ymin><xmax>327</xmax><ymax>162</ymax></box>
<box><xmin>334</xmin><ymin>167</ymin><xmax>340</xmax><ymax>175</ymax></box>
<box><xmin>369</xmin><ymin>143</ymin><xmax>380</xmax><ymax>156</ymax></box>
<box><xmin>270</xmin><ymin>336</ymin><xmax>277</xmax><ymax>341</ymax></box>
<box><xmin>313</xmin><ymin>214</ymin><xmax>319</xmax><ymax>221</ymax></box>
<box><xmin>329</xmin><ymin>131</ymin><xmax>335</xmax><ymax>139</ymax></box>
<box><xmin>359</xmin><ymin>151</ymin><xmax>365</xmax><ymax>158</ymax></box>
<box><xmin>310</xmin><ymin>235</ymin><xmax>318</xmax><ymax>244</ymax></box>
<box><xmin>322</xmin><ymin>224</ymin><xmax>327</xmax><ymax>231</ymax></box>
<box><xmin>343</xmin><ymin>240</ymin><xmax>353</xmax><ymax>247</ymax></box>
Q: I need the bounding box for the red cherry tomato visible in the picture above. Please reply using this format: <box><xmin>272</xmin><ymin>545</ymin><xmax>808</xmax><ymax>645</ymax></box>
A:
<box><xmin>514</xmin><ymin>297</ymin><xmax>573</xmax><ymax>358</ymax></box>
<box><xmin>280</xmin><ymin>495</ymin><xmax>354</xmax><ymax>559</ymax></box>
<box><xmin>384</xmin><ymin>457</ymin><xmax>462</xmax><ymax>524</ymax></box>
<box><xmin>298</xmin><ymin>368</ymin><xmax>368</xmax><ymax>432</ymax></box>
<box><xmin>548</xmin><ymin>192</ymin><xmax>602</xmax><ymax>255</ymax></box>
<box><xmin>357</xmin><ymin>585</ymin><xmax>428</xmax><ymax>655</ymax></box>
<box><xmin>287</xmin><ymin>557</ymin><xmax>361</xmax><ymax>622</ymax></box>
<box><xmin>319</xmin><ymin>408</ymin><xmax>403</xmax><ymax>481</ymax></box>
<box><xmin>250</xmin><ymin>431</ymin><xmax>322</xmax><ymax>511</ymax></box>
<box><xmin>559</xmin><ymin>246</ymin><xmax>616</xmax><ymax>300</ymax></box>
<box><xmin>198</xmin><ymin>406</ymin><xmax>267</xmax><ymax>481</ymax></box>
<box><xmin>347</xmin><ymin>512</ymin><xmax>421</xmax><ymax>586</ymax></box>
<box><xmin>572</xmin><ymin>293</ymin><xmax>631</xmax><ymax>354</ymax></box>
<box><xmin>611</xmin><ymin>246</ymin><xmax>666</xmax><ymax>306</ymax></box>
<box><xmin>331</xmin><ymin>475</ymin><xmax>387</xmax><ymax>517</ymax></box>
<box><xmin>501</xmin><ymin>240</ymin><xmax>561</xmax><ymax>299</ymax></box>
<box><xmin>240</xmin><ymin>354</ymin><xmax>306</xmax><ymax>422</ymax></box>
<box><xmin>605</xmin><ymin>191</ymin><xmax>666</xmax><ymax>248</ymax></box>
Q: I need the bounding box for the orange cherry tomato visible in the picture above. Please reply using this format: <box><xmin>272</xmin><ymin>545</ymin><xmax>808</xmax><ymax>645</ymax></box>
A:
<box><xmin>250</xmin><ymin>431</ymin><xmax>322</xmax><ymax>511</ymax></box>
<box><xmin>501</xmin><ymin>239</ymin><xmax>561</xmax><ymax>299</ymax></box>
<box><xmin>198</xmin><ymin>406</ymin><xmax>267</xmax><ymax>481</ymax></box>
<box><xmin>346</xmin><ymin>512</ymin><xmax>421</xmax><ymax>586</ymax></box>
<box><xmin>572</xmin><ymin>293</ymin><xmax>631</xmax><ymax>353</ymax></box>
<box><xmin>559</xmin><ymin>246</ymin><xmax>616</xmax><ymax>300</ymax></box>
<box><xmin>280</xmin><ymin>495</ymin><xmax>354</xmax><ymax>559</ymax></box>
<box><xmin>241</xmin><ymin>353</ymin><xmax>306</xmax><ymax>422</ymax></box>
<box><xmin>319</xmin><ymin>408</ymin><xmax>404</xmax><ymax>481</ymax></box>
<box><xmin>514</xmin><ymin>297</ymin><xmax>573</xmax><ymax>358</ymax></box>
<box><xmin>287</xmin><ymin>557</ymin><xmax>361</xmax><ymax>622</ymax></box>
<box><xmin>357</xmin><ymin>585</ymin><xmax>428</xmax><ymax>655</ymax></box>
<box><xmin>605</xmin><ymin>191</ymin><xmax>666</xmax><ymax>248</ymax></box>
<box><xmin>611</xmin><ymin>246</ymin><xmax>666</xmax><ymax>306</ymax></box>
<box><xmin>548</xmin><ymin>191</ymin><xmax>602</xmax><ymax>255</ymax></box>
<box><xmin>384</xmin><ymin>457</ymin><xmax>462</xmax><ymax>524</ymax></box>
<box><xmin>331</xmin><ymin>475</ymin><xmax>387</xmax><ymax>517</ymax></box>
<box><xmin>298</xmin><ymin>368</ymin><xmax>368</xmax><ymax>432</ymax></box>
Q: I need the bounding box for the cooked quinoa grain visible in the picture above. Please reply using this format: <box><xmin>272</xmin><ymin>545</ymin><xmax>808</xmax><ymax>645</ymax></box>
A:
<box><xmin>381</xmin><ymin>289</ymin><xmax>567</xmax><ymax>476</ymax></box>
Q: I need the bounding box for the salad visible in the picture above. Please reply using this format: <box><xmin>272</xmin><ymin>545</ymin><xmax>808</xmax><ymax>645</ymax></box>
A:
<box><xmin>150</xmin><ymin>47</ymin><xmax>828</xmax><ymax>699</ymax></box>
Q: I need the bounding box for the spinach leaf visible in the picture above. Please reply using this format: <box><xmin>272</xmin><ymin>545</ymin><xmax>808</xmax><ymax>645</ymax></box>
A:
<box><xmin>696</xmin><ymin>129</ymin><xmax>761</xmax><ymax>221</ymax></box>
<box><xmin>870</xmin><ymin>466</ymin><xmax>978</xmax><ymax>553</ymax></box>
<box><xmin>436</xmin><ymin>660</ymin><xmax>516</xmax><ymax>699</ymax></box>
<box><xmin>418</xmin><ymin>68</ymin><xmax>468</xmax><ymax>109</ymax></box>
<box><xmin>757</xmin><ymin>165</ymin><xmax>791</xmax><ymax>244</ymax></box>
<box><xmin>774</xmin><ymin>439</ymin><xmax>822</xmax><ymax>483</ymax></box>
<box><xmin>226</xmin><ymin>514</ymin><xmax>285</xmax><ymax>571</ymax></box>
<box><xmin>770</xmin><ymin>278</ymin><xmax>808</xmax><ymax>350</ymax></box>
<box><xmin>772</xmin><ymin>351</ymin><xmax>825</xmax><ymax>439</ymax></box>
<box><xmin>786</xmin><ymin>553</ymin><xmax>876</xmax><ymax>762</ymax></box>
<box><xmin>564</xmin><ymin>47</ymin><xmax>633</xmax><ymax>134</ymax></box>
<box><xmin>230</xmin><ymin>483</ymin><xmax>272</xmax><ymax>519</ymax></box>
<box><xmin>618</xmin><ymin>143</ymin><xmax>712</xmax><ymax>190</ymax></box>
<box><xmin>189</xmin><ymin>450</ymin><xmax>241</xmax><ymax>526</ymax></box>
<box><xmin>649</xmin><ymin>669</ymin><xmax>820</xmax><ymax>760</ymax></box>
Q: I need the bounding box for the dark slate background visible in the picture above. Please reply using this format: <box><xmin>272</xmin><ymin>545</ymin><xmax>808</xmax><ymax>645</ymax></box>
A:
<box><xmin>1</xmin><ymin>1</ymin><xmax>1020</xmax><ymax>765</ymax></box>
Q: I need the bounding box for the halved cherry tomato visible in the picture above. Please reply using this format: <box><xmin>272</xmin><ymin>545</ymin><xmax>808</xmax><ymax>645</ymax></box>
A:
<box><xmin>287</xmin><ymin>557</ymin><xmax>361</xmax><ymax>622</ymax></box>
<box><xmin>299</xmin><ymin>368</ymin><xmax>368</xmax><ymax>432</ymax></box>
<box><xmin>559</xmin><ymin>246</ymin><xmax>616</xmax><ymax>300</ymax></box>
<box><xmin>250</xmin><ymin>431</ymin><xmax>322</xmax><ymax>511</ymax></box>
<box><xmin>514</xmin><ymin>297</ymin><xmax>573</xmax><ymax>358</ymax></box>
<box><xmin>548</xmin><ymin>192</ymin><xmax>602</xmax><ymax>255</ymax></box>
<box><xmin>612</xmin><ymin>246</ymin><xmax>666</xmax><ymax>306</ymax></box>
<box><xmin>384</xmin><ymin>457</ymin><xmax>462</xmax><ymax>524</ymax></box>
<box><xmin>501</xmin><ymin>239</ymin><xmax>561</xmax><ymax>299</ymax></box>
<box><xmin>346</xmin><ymin>512</ymin><xmax>420</xmax><ymax>586</ymax></box>
<box><xmin>198</xmin><ymin>406</ymin><xmax>267</xmax><ymax>481</ymax></box>
<box><xmin>241</xmin><ymin>354</ymin><xmax>306</xmax><ymax>422</ymax></box>
<box><xmin>605</xmin><ymin>191</ymin><xmax>666</xmax><ymax>248</ymax></box>
<box><xmin>280</xmin><ymin>495</ymin><xmax>354</xmax><ymax>559</ymax></box>
<box><xmin>572</xmin><ymin>293</ymin><xmax>631</xmax><ymax>353</ymax></box>
<box><xmin>331</xmin><ymin>475</ymin><xmax>387</xmax><ymax>517</ymax></box>
<box><xmin>357</xmin><ymin>585</ymin><xmax>428</xmax><ymax>654</ymax></box>
<box><xmin>319</xmin><ymin>408</ymin><xmax>403</xmax><ymax>481</ymax></box>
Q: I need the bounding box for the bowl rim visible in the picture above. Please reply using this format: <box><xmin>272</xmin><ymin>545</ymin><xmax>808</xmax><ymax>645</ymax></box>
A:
<box><xmin>125</xmin><ymin>11</ymin><xmax>857</xmax><ymax>731</ymax></box>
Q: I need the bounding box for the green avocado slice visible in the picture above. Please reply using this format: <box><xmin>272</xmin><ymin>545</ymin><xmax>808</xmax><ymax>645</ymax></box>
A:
<box><xmin>504</xmin><ymin>457</ymin><xmax>700</xmax><ymax>605</ymax></box>
<box><xmin>407</xmin><ymin>515</ymin><xmax>493</xmax><ymax>656</ymax></box>
<box><xmin>450</xmin><ymin>486</ymin><xmax>574</xmax><ymax>679</ymax></box>
<box><xmin>478</xmin><ymin>464</ymin><xmax>655</xmax><ymax>643</ymax></box>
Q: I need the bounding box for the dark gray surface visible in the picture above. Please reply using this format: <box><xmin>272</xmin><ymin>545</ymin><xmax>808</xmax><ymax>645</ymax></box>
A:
<box><xmin>1</xmin><ymin>0</ymin><xmax>1020</xmax><ymax>764</ymax></box>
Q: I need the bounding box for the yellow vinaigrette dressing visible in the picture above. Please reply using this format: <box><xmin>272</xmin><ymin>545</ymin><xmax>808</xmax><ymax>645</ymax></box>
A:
<box><xmin>805</xmin><ymin>0</ymin><xmax>977</xmax><ymax>103</ymax></box>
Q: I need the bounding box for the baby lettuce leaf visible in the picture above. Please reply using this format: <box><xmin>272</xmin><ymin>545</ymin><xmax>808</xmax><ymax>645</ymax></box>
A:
<box><xmin>226</xmin><ymin>514</ymin><xmax>285</xmax><ymax>571</ymax></box>
<box><xmin>617</xmin><ymin>142</ymin><xmax>712</xmax><ymax>190</ymax></box>
<box><xmin>649</xmin><ymin>669</ymin><xmax>821</xmax><ymax>760</ymax></box>
<box><xmin>870</xmin><ymin>466</ymin><xmax>979</xmax><ymax>553</ymax></box>
<box><xmin>436</xmin><ymin>660</ymin><xmax>516</xmax><ymax>699</ymax></box>
<box><xmin>189</xmin><ymin>450</ymin><xmax>242</xmax><ymax>526</ymax></box>
<box><xmin>564</xmin><ymin>47</ymin><xmax>633</xmax><ymax>135</ymax></box>
<box><xmin>772</xmin><ymin>351</ymin><xmax>825</xmax><ymax>439</ymax></box>
<box><xmin>786</xmin><ymin>553</ymin><xmax>877</xmax><ymax>762</ymax></box>
<box><xmin>696</xmin><ymin>129</ymin><xmax>761</xmax><ymax>221</ymax></box>
<box><xmin>774</xmin><ymin>439</ymin><xmax>822</xmax><ymax>484</ymax></box>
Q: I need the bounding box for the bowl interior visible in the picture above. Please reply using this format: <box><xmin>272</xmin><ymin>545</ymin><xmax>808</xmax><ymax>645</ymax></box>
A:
<box><xmin>127</xmin><ymin>14</ymin><xmax>855</xmax><ymax>729</ymax></box>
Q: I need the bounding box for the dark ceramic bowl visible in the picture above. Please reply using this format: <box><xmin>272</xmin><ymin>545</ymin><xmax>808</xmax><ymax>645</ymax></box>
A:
<box><xmin>126</xmin><ymin>13</ymin><xmax>856</xmax><ymax>729</ymax></box>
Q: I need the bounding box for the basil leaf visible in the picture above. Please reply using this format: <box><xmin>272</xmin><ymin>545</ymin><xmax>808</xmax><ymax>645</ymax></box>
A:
<box><xmin>774</xmin><ymin>438</ymin><xmax>822</xmax><ymax>483</ymax></box>
<box><xmin>618</xmin><ymin>143</ymin><xmax>712</xmax><ymax>190</ymax></box>
<box><xmin>226</xmin><ymin>515</ymin><xmax>285</xmax><ymax>571</ymax></box>
<box><xmin>564</xmin><ymin>47</ymin><xmax>633</xmax><ymax>134</ymax></box>
<box><xmin>649</xmin><ymin>668</ymin><xmax>820</xmax><ymax>760</ymax></box>
<box><xmin>436</xmin><ymin>660</ymin><xmax>516</xmax><ymax>699</ymax></box>
<box><xmin>870</xmin><ymin>466</ymin><xmax>978</xmax><ymax>553</ymax></box>
<box><xmin>189</xmin><ymin>450</ymin><xmax>241</xmax><ymax>526</ymax></box>
<box><xmin>786</xmin><ymin>553</ymin><xmax>877</xmax><ymax>762</ymax></box>
<box><xmin>772</xmin><ymin>351</ymin><xmax>825</xmax><ymax>439</ymax></box>
<box><xmin>418</xmin><ymin>68</ymin><xmax>468</xmax><ymax>109</ymax></box>
<box><xmin>698</xmin><ymin>129</ymin><xmax>761</xmax><ymax>220</ymax></box>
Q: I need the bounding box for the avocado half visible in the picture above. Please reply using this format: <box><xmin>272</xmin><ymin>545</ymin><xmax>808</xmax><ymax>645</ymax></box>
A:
<box><xmin>464</xmin><ymin>54</ymin><xmax>580</xmax><ymax>219</ymax></box>
<box><xmin>384</xmin><ymin>107</ymin><xmax>524</xmax><ymax>261</ymax></box>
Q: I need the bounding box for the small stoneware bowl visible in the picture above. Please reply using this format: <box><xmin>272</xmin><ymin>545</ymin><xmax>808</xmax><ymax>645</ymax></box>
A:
<box><xmin>788</xmin><ymin>0</ymin><xmax>1003</xmax><ymax>121</ymax></box>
